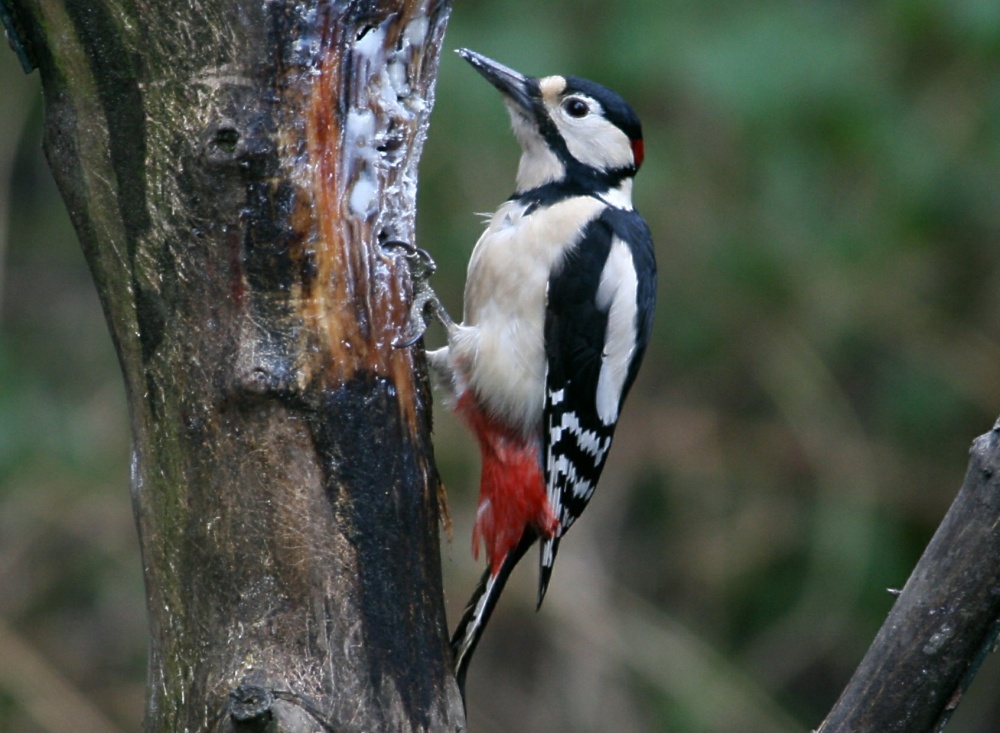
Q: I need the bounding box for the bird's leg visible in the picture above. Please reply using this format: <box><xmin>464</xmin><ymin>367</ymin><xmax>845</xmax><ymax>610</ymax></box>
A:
<box><xmin>383</xmin><ymin>240</ymin><xmax>455</xmax><ymax>348</ymax></box>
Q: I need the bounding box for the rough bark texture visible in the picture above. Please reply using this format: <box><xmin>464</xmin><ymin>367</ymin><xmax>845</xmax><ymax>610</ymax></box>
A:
<box><xmin>4</xmin><ymin>0</ymin><xmax>463</xmax><ymax>731</ymax></box>
<box><xmin>817</xmin><ymin>419</ymin><xmax>1000</xmax><ymax>733</ymax></box>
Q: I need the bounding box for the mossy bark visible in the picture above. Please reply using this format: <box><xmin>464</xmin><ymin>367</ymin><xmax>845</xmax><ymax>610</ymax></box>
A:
<box><xmin>4</xmin><ymin>0</ymin><xmax>462</xmax><ymax>730</ymax></box>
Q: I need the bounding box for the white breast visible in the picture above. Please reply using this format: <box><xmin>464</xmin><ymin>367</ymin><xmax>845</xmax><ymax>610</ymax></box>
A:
<box><xmin>448</xmin><ymin>196</ymin><xmax>606</xmax><ymax>436</ymax></box>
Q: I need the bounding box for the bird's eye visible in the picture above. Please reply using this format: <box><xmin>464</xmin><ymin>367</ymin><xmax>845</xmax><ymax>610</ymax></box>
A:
<box><xmin>563</xmin><ymin>98</ymin><xmax>590</xmax><ymax>118</ymax></box>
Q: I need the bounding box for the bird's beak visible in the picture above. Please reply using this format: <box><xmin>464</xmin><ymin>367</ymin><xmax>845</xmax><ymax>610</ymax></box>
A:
<box><xmin>457</xmin><ymin>48</ymin><xmax>537</xmax><ymax>115</ymax></box>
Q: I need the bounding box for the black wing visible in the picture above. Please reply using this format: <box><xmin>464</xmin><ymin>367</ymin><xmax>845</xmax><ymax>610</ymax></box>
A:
<box><xmin>537</xmin><ymin>206</ymin><xmax>656</xmax><ymax>607</ymax></box>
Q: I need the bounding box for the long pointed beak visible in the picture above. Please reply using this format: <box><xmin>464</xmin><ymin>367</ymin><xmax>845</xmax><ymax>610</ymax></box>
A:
<box><xmin>457</xmin><ymin>48</ymin><xmax>537</xmax><ymax>114</ymax></box>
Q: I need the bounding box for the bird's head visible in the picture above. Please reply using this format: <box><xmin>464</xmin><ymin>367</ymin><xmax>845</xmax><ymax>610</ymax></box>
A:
<box><xmin>458</xmin><ymin>48</ymin><xmax>644</xmax><ymax>196</ymax></box>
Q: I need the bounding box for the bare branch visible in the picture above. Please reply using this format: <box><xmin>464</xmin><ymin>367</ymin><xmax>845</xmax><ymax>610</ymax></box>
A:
<box><xmin>817</xmin><ymin>419</ymin><xmax>1000</xmax><ymax>732</ymax></box>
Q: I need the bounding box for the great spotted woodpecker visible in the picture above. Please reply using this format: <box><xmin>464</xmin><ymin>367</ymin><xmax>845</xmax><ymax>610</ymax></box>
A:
<box><xmin>417</xmin><ymin>49</ymin><xmax>656</xmax><ymax>691</ymax></box>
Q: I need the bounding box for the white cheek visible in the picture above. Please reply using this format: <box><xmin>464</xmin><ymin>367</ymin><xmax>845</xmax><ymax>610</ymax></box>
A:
<box><xmin>557</xmin><ymin>116</ymin><xmax>633</xmax><ymax>171</ymax></box>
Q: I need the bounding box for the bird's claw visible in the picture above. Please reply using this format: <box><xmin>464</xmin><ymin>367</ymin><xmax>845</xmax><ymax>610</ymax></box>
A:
<box><xmin>384</xmin><ymin>240</ymin><xmax>454</xmax><ymax>348</ymax></box>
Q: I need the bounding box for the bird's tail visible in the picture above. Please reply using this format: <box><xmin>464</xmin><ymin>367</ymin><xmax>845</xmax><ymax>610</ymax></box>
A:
<box><xmin>536</xmin><ymin>535</ymin><xmax>563</xmax><ymax>609</ymax></box>
<box><xmin>451</xmin><ymin>529</ymin><xmax>537</xmax><ymax>694</ymax></box>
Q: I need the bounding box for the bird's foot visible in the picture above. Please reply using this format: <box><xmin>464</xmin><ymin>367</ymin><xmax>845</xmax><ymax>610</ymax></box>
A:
<box><xmin>384</xmin><ymin>240</ymin><xmax>455</xmax><ymax>348</ymax></box>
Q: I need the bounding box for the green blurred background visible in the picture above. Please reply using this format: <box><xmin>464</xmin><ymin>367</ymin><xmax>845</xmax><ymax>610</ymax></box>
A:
<box><xmin>3</xmin><ymin>1</ymin><xmax>1000</xmax><ymax>731</ymax></box>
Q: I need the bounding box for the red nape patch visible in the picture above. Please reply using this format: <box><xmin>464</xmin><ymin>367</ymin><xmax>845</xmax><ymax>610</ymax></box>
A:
<box><xmin>456</xmin><ymin>393</ymin><xmax>558</xmax><ymax>576</ymax></box>
<box><xmin>631</xmin><ymin>138</ymin><xmax>645</xmax><ymax>169</ymax></box>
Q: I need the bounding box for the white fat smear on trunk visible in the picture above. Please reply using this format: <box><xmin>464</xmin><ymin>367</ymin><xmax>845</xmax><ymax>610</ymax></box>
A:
<box><xmin>353</xmin><ymin>22</ymin><xmax>385</xmax><ymax>60</ymax></box>
<box><xmin>344</xmin><ymin>11</ymin><xmax>434</xmax><ymax>222</ymax></box>
<box><xmin>346</xmin><ymin>109</ymin><xmax>378</xmax><ymax>216</ymax></box>
<box><xmin>404</xmin><ymin>14</ymin><xmax>428</xmax><ymax>47</ymax></box>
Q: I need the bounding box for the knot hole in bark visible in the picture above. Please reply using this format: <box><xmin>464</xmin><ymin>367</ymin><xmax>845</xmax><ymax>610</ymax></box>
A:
<box><xmin>204</xmin><ymin>118</ymin><xmax>245</xmax><ymax>165</ymax></box>
<box><xmin>202</xmin><ymin>115</ymin><xmax>273</xmax><ymax>178</ymax></box>
<box><xmin>229</xmin><ymin>685</ymin><xmax>274</xmax><ymax>732</ymax></box>
<box><xmin>214</xmin><ymin>125</ymin><xmax>241</xmax><ymax>153</ymax></box>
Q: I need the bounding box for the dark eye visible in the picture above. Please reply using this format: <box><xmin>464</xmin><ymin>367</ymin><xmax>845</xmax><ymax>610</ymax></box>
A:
<box><xmin>563</xmin><ymin>98</ymin><xmax>590</xmax><ymax>118</ymax></box>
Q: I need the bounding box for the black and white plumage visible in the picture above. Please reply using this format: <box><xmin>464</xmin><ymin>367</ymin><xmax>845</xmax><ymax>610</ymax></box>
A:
<box><xmin>539</xmin><ymin>204</ymin><xmax>656</xmax><ymax>603</ymax></box>
<box><xmin>425</xmin><ymin>49</ymin><xmax>656</xmax><ymax>693</ymax></box>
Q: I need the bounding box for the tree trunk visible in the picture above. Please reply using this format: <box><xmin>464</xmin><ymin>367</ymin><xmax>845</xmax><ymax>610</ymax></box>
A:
<box><xmin>4</xmin><ymin>0</ymin><xmax>463</xmax><ymax>731</ymax></box>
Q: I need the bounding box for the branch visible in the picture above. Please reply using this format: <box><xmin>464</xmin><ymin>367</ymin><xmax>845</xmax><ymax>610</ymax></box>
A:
<box><xmin>817</xmin><ymin>419</ymin><xmax>1000</xmax><ymax>732</ymax></box>
<box><xmin>4</xmin><ymin>0</ymin><xmax>462</xmax><ymax>730</ymax></box>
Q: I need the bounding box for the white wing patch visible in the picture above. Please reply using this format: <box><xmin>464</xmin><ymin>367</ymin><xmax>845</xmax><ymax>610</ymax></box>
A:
<box><xmin>595</xmin><ymin>238</ymin><xmax>639</xmax><ymax>425</ymax></box>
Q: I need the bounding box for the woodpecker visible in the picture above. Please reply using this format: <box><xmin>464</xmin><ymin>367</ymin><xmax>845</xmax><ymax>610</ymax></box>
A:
<box><xmin>422</xmin><ymin>49</ymin><xmax>656</xmax><ymax>691</ymax></box>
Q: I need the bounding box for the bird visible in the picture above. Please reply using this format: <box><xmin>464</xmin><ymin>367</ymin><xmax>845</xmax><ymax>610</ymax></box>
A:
<box><xmin>418</xmin><ymin>48</ymin><xmax>656</xmax><ymax>692</ymax></box>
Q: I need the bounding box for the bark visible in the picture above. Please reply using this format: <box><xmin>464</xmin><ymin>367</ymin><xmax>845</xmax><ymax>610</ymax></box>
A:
<box><xmin>817</xmin><ymin>419</ymin><xmax>1000</xmax><ymax>733</ymax></box>
<box><xmin>3</xmin><ymin>1</ymin><xmax>463</xmax><ymax>731</ymax></box>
